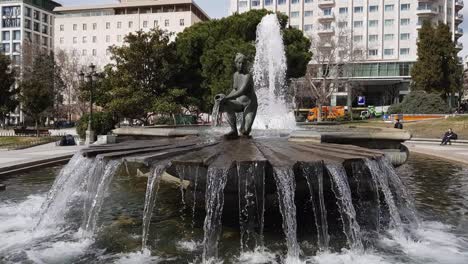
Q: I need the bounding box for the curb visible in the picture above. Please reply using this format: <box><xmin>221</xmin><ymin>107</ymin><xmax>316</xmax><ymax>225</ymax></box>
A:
<box><xmin>0</xmin><ymin>154</ymin><xmax>74</xmax><ymax>177</ymax></box>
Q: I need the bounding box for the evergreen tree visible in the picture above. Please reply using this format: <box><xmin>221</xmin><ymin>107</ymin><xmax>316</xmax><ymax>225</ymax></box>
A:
<box><xmin>411</xmin><ymin>21</ymin><xmax>463</xmax><ymax>104</ymax></box>
<box><xmin>0</xmin><ymin>54</ymin><xmax>17</xmax><ymax>127</ymax></box>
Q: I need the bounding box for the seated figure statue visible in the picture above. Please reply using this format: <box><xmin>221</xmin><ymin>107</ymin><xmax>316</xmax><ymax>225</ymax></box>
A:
<box><xmin>214</xmin><ymin>53</ymin><xmax>258</xmax><ymax>139</ymax></box>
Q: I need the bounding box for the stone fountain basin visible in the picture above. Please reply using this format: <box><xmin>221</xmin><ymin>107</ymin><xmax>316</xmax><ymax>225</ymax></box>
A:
<box><xmin>81</xmin><ymin>137</ymin><xmax>386</xmax><ymax>227</ymax></box>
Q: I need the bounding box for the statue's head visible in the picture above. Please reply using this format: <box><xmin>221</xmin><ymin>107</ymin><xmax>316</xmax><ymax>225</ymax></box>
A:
<box><xmin>235</xmin><ymin>53</ymin><xmax>247</xmax><ymax>73</ymax></box>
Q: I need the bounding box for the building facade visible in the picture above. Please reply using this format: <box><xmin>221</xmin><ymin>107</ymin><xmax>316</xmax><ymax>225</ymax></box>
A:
<box><xmin>0</xmin><ymin>0</ymin><xmax>61</xmax><ymax>124</ymax></box>
<box><xmin>54</xmin><ymin>0</ymin><xmax>209</xmax><ymax>67</ymax></box>
<box><xmin>230</xmin><ymin>0</ymin><xmax>464</xmax><ymax>106</ymax></box>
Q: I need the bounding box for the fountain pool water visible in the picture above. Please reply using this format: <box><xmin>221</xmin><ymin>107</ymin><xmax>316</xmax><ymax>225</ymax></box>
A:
<box><xmin>1</xmin><ymin>154</ymin><xmax>468</xmax><ymax>263</ymax></box>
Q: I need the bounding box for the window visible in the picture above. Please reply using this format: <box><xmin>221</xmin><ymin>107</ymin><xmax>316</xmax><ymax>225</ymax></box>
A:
<box><xmin>25</xmin><ymin>19</ymin><xmax>31</xmax><ymax>29</ymax></box>
<box><xmin>385</xmin><ymin>19</ymin><xmax>394</xmax><ymax>26</ymax></box>
<box><xmin>154</xmin><ymin>20</ymin><xmax>159</xmax><ymax>27</ymax></box>
<box><xmin>92</xmin><ymin>36</ymin><xmax>97</xmax><ymax>43</ymax></box>
<box><xmin>82</xmin><ymin>49</ymin><xmax>87</xmax><ymax>56</ymax></box>
<box><xmin>179</xmin><ymin>19</ymin><xmax>185</xmax><ymax>26</ymax></box>
<box><xmin>322</xmin><ymin>8</ymin><xmax>332</xmax><ymax>15</ymax></box>
<box><xmin>13</xmin><ymin>30</ymin><xmax>20</xmax><ymax>40</ymax></box>
<box><xmin>339</xmin><ymin>7</ymin><xmax>348</xmax><ymax>14</ymax></box>
<box><xmin>117</xmin><ymin>35</ymin><xmax>122</xmax><ymax>42</ymax></box>
<box><xmin>117</xmin><ymin>22</ymin><xmax>122</xmax><ymax>29</ymax></box>
<box><xmin>401</xmin><ymin>4</ymin><xmax>410</xmax><ymax>11</ymax></box>
<box><xmin>165</xmin><ymin>19</ymin><xmax>169</xmax><ymax>27</ymax></box>
<box><xmin>369</xmin><ymin>20</ymin><xmax>378</xmax><ymax>27</ymax></box>
<box><xmin>82</xmin><ymin>36</ymin><xmax>87</xmax><ymax>43</ymax></box>
<box><xmin>83</xmin><ymin>24</ymin><xmax>87</xmax><ymax>31</ymax></box>
<box><xmin>33</xmin><ymin>22</ymin><xmax>39</xmax><ymax>32</ymax></box>
<box><xmin>400</xmin><ymin>33</ymin><xmax>410</xmax><ymax>40</ymax></box>
<box><xmin>129</xmin><ymin>21</ymin><xmax>133</xmax><ymax>28</ymax></box>
<box><xmin>143</xmin><ymin>20</ymin><xmax>148</xmax><ymax>28</ymax></box>
<box><xmin>384</xmin><ymin>34</ymin><xmax>394</xmax><ymax>40</ymax></box>
<box><xmin>305</xmin><ymin>0</ymin><xmax>313</xmax><ymax>3</ymax></box>
<box><xmin>304</xmin><ymin>11</ymin><xmax>313</xmax><ymax>17</ymax></box>
<box><xmin>42</xmin><ymin>25</ymin><xmax>48</xmax><ymax>34</ymax></box>
<box><xmin>2</xmin><ymin>31</ymin><xmax>10</xmax><ymax>41</ymax></box>
<box><xmin>354</xmin><ymin>21</ymin><xmax>363</xmax><ymax>28</ymax></box>
<box><xmin>93</xmin><ymin>23</ymin><xmax>97</xmax><ymax>30</ymax></box>
<box><xmin>265</xmin><ymin>0</ymin><xmax>273</xmax><ymax>5</ymax></box>
<box><xmin>106</xmin><ymin>22</ymin><xmax>110</xmax><ymax>29</ymax></box>
<box><xmin>73</xmin><ymin>37</ymin><xmax>77</xmax><ymax>44</ymax></box>
<box><xmin>106</xmin><ymin>35</ymin><xmax>110</xmax><ymax>42</ymax></box>
<box><xmin>354</xmin><ymin>6</ymin><xmax>363</xmax><ymax>13</ymax></box>
<box><xmin>42</xmin><ymin>14</ymin><xmax>48</xmax><ymax>23</ymax></box>
<box><xmin>2</xmin><ymin>43</ymin><xmax>10</xmax><ymax>53</ymax></box>
<box><xmin>252</xmin><ymin>0</ymin><xmax>261</xmax><ymax>6</ymax></box>
<box><xmin>385</xmin><ymin>4</ymin><xmax>394</xmax><ymax>11</ymax></box>
<box><xmin>291</xmin><ymin>11</ymin><xmax>300</xmax><ymax>18</ymax></box>
<box><xmin>60</xmin><ymin>24</ymin><xmax>64</xmax><ymax>31</ymax></box>
<box><xmin>368</xmin><ymin>35</ymin><xmax>378</xmax><ymax>42</ymax></box>
<box><xmin>304</xmin><ymin>24</ymin><xmax>313</xmax><ymax>31</ymax></box>
<box><xmin>24</xmin><ymin>7</ymin><xmax>31</xmax><ymax>17</ymax></box>
<box><xmin>73</xmin><ymin>24</ymin><xmax>77</xmax><ymax>31</ymax></box>
<box><xmin>92</xmin><ymin>49</ymin><xmax>97</xmax><ymax>56</ymax></box>
<box><xmin>292</xmin><ymin>0</ymin><xmax>300</xmax><ymax>4</ymax></box>
<box><xmin>384</xmin><ymin>49</ymin><xmax>394</xmax><ymax>56</ymax></box>
<box><xmin>338</xmin><ymin>21</ymin><xmax>348</xmax><ymax>28</ymax></box>
<box><xmin>368</xmin><ymin>49</ymin><xmax>378</xmax><ymax>56</ymax></box>
<box><xmin>278</xmin><ymin>0</ymin><xmax>286</xmax><ymax>5</ymax></box>
<box><xmin>13</xmin><ymin>43</ymin><xmax>20</xmax><ymax>52</ymax></box>
<box><xmin>400</xmin><ymin>48</ymin><xmax>410</xmax><ymax>55</ymax></box>
<box><xmin>59</xmin><ymin>37</ymin><xmax>64</xmax><ymax>44</ymax></box>
<box><xmin>353</xmin><ymin>35</ymin><xmax>363</xmax><ymax>42</ymax></box>
<box><xmin>369</xmin><ymin>5</ymin><xmax>379</xmax><ymax>12</ymax></box>
<box><xmin>400</xmin><ymin>18</ymin><xmax>410</xmax><ymax>25</ymax></box>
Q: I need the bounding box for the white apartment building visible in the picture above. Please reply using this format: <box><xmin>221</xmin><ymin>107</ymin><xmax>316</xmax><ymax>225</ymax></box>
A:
<box><xmin>54</xmin><ymin>0</ymin><xmax>209</xmax><ymax>67</ymax></box>
<box><xmin>230</xmin><ymin>0</ymin><xmax>464</xmax><ymax>106</ymax></box>
<box><xmin>0</xmin><ymin>0</ymin><xmax>61</xmax><ymax>124</ymax></box>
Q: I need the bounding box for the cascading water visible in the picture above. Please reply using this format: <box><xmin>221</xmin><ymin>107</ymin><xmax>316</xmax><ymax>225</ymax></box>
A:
<box><xmin>36</xmin><ymin>153</ymin><xmax>95</xmax><ymax>228</ymax></box>
<box><xmin>253</xmin><ymin>14</ymin><xmax>296</xmax><ymax>130</ymax></box>
<box><xmin>273</xmin><ymin>167</ymin><xmax>300</xmax><ymax>262</ymax></box>
<box><xmin>326</xmin><ymin>163</ymin><xmax>363</xmax><ymax>250</ymax></box>
<box><xmin>202</xmin><ymin>167</ymin><xmax>229</xmax><ymax>263</ymax></box>
<box><xmin>141</xmin><ymin>162</ymin><xmax>171</xmax><ymax>250</ymax></box>
<box><xmin>303</xmin><ymin>164</ymin><xmax>330</xmax><ymax>251</ymax></box>
<box><xmin>80</xmin><ymin>159</ymin><xmax>122</xmax><ymax>236</ymax></box>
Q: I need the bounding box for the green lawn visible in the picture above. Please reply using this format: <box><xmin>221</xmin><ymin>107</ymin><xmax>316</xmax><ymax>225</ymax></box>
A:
<box><xmin>349</xmin><ymin>116</ymin><xmax>468</xmax><ymax>139</ymax></box>
<box><xmin>0</xmin><ymin>136</ymin><xmax>59</xmax><ymax>150</ymax></box>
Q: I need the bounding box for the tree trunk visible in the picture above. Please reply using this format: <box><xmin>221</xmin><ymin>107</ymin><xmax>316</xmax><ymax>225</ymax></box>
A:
<box><xmin>35</xmin><ymin>120</ymin><xmax>39</xmax><ymax>137</ymax></box>
<box><xmin>317</xmin><ymin>102</ymin><xmax>323</xmax><ymax>122</ymax></box>
<box><xmin>346</xmin><ymin>84</ymin><xmax>353</xmax><ymax>121</ymax></box>
<box><xmin>172</xmin><ymin>113</ymin><xmax>177</xmax><ymax>125</ymax></box>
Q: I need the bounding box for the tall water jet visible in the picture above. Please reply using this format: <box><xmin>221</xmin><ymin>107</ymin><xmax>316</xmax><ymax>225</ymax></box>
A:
<box><xmin>253</xmin><ymin>14</ymin><xmax>296</xmax><ymax>130</ymax></box>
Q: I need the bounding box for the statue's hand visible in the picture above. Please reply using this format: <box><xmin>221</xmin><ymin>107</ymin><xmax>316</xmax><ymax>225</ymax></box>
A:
<box><xmin>214</xmin><ymin>94</ymin><xmax>226</xmax><ymax>103</ymax></box>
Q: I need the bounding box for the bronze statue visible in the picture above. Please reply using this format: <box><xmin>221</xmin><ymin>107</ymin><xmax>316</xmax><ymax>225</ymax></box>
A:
<box><xmin>214</xmin><ymin>53</ymin><xmax>258</xmax><ymax>139</ymax></box>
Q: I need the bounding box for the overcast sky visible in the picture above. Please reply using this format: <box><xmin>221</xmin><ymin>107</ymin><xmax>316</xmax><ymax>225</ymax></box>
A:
<box><xmin>58</xmin><ymin>0</ymin><xmax>468</xmax><ymax>58</ymax></box>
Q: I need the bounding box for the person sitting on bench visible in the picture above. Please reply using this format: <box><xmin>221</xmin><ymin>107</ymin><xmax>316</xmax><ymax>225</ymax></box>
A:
<box><xmin>441</xmin><ymin>128</ymin><xmax>458</xmax><ymax>145</ymax></box>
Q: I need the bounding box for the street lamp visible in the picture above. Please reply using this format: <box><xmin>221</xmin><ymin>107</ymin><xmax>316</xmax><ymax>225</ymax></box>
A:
<box><xmin>79</xmin><ymin>63</ymin><xmax>100</xmax><ymax>145</ymax></box>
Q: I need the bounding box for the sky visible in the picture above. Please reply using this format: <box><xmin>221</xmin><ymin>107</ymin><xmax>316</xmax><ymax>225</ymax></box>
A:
<box><xmin>58</xmin><ymin>0</ymin><xmax>468</xmax><ymax>59</ymax></box>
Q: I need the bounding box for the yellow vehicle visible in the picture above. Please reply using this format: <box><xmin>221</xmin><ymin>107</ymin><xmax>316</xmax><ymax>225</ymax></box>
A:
<box><xmin>307</xmin><ymin>106</ymin><xmax>346</xmax><ymax>122</ymax></box>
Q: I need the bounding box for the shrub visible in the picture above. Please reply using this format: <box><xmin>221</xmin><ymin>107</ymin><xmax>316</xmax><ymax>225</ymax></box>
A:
<box><xmin>387</xmin><ymin>91</ymin><xmax>448</xmax><ymax>114</ymax></box>
<box><xmin>77</xmin><ymin>112</ymin><xmax>116</xmax><ymax>140</ymax></box>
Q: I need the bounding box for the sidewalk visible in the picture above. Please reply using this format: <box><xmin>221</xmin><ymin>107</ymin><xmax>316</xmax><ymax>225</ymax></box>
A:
<box><xmin>0</xmin><ymin>142</ymin><xmax>84</xmax><ymax>176</ymax></box>
<box><xmin>405</xmin><ymin>141</ymin><xmax>468</xmax><ymax>165</ymax></box>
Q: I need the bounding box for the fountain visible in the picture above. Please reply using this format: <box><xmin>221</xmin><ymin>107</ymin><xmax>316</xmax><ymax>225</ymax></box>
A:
<box><xmin>2</xmin><ymin>14</ymin><xmax>454</xmax><ymax>264</ymax></box>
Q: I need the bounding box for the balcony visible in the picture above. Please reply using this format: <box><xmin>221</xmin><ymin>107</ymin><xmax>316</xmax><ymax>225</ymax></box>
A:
<box><xmin>456</xmin><ymin>27</ymin><xmax>464</xmax><ymax>37</ymax></box>
<box><xmin>456</xmin><ymin>0</ymin><xmax>464</xmax><ymax>10</ymax></box>
<box><xmin>318</xmin><ymin>12</ymin><xmax>335</xmax><ymax>22</ymax></box>
<box><xmin>416</xmin><ymin>7</ymin><xmax>438</xmax><ymax>16</ymax></box>
<box><xmin>317</xmin><ymin>26</ymin><xmax>335</xmax><ymax>35</ymax></box>
<box><xmin>318</xmin><ymin>0</ymin><xmax>335</xmax><ymax>7</ymax></box>
<box><xmin>456</xmin><ymin>13</ymin><xmax>464</xmax><ymax>24</ymax></box>
<box><xmin>456</xmin><ymin>42</ymin><xmax>463</xmax><ymax>50</ymax></box>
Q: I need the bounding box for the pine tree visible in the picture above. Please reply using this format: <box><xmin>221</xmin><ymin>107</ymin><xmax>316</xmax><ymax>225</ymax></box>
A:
<box><xmin>0</xmin><ymin>54</ymin><xmax>17</xmax><ymax>127</ymax></box>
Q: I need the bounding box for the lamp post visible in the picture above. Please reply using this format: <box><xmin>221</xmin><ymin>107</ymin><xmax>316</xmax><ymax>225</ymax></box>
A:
<box><xmin>79</xmin><ymin>63</ymin><xmax>99</xmax><ymax>145</ymax></box>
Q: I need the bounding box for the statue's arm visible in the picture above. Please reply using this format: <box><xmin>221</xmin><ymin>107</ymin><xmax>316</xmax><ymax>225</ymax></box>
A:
<box><xmin>224</xmin><ymin>75</ymin><xmax>251</xmax><ymax>100</ymax></box>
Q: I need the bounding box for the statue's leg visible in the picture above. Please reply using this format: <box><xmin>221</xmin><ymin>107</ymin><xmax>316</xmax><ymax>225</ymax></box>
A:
<box><xmin>241</xmin><ymin>103</ymin><xmax>257</xmax><ymax>136</ymax></box>
<box><xmin>220</xmin><ymin>100</ymin><xmax>244</xmax><ymax>139</ymax></box>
